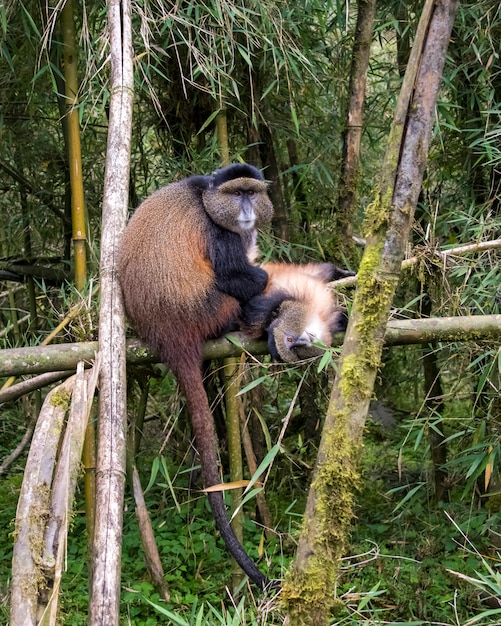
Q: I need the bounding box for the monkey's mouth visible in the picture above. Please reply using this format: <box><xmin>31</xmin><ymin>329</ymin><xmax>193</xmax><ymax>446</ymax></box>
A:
<box><xmin>238</xmin><ymin>219</ymin><xmax>255</xmax><ymax>230</ymax></box>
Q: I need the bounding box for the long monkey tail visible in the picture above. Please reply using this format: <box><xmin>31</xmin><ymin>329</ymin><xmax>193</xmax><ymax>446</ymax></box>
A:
<box><xmin>176</xmin><ymin>361</ymin><xmax>271</xmax><ymax>589</ymax></box>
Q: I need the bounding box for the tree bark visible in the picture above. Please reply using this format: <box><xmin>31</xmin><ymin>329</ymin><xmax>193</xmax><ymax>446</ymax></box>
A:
<box><xmin>88</xmin><ymin>1</ymin><xmax>133</xmax><ymax>624</ymax></box>
<box><xmin>10</xmin><ymin>377</ymin><xmax>75</xmax><ymax>626</ymax></box>
<box><xmin>258</xmin><ymin>121</ymin><xmax>289</xmax><ymax>240</ymax></box>
<box><xmin>336</xmin><ymin>0</ymin><xmax>377</xmax><ymax>262</ymax></box>
<box><xmin>282</xmin><ymin>1</ymin><xmax>460</xmax><ymax>624</ymax></box>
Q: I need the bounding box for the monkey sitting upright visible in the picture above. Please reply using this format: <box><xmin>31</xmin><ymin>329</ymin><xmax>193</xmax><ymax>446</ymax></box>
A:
<box><xmin>118</xmin><ymin>163</ymin><xmax>273</xmax><ymax>588</ymax></box>
<box><xmin>241</xmin><ymin>262</ymin><xmax>355</xmax><ymax>362</ymax></box>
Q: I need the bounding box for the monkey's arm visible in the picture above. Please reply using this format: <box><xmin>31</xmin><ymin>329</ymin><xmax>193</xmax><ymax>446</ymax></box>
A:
<box><xmin>209</xmin><ymin>227</ymin><xmax>268</xmax><ymax>302</ymax></box>
<box><xmin>240</xmin><ymin>291</ymin><xmax>288</xmax><ymax>336</ymax></box>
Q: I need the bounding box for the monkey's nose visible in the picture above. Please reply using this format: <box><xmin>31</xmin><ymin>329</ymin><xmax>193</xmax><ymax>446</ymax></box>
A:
<box><xmin>291</xmin><ymin>331</ymin><xmax>313</xmax><ymax>347</ymax></box>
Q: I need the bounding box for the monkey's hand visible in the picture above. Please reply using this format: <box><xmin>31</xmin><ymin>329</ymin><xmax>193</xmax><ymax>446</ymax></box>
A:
<box><xmin>217</xmin><ymin>264</ymin><xmax>268</xmax><ymax>303</ymax></box>
<box><xmin>210</xmin><ymin>227</ymin><xmax>269</xmax><ymax>302</ymax></box>
<box><xmin>240</xmin><ymin>290</ymin><xmax>287</xmax><ymax>335</ymax></box>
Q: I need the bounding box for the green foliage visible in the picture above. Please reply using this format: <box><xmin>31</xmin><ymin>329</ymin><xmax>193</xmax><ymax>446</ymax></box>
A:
<box><xmin>338</xmin><ymin>417</ymin><xmax>499</xmax><ymax>624</ymax></box>
<box><xmin>1</xmin><ymin>0</ymin><xmax>501</xmax><ymax>624</ymax></box>
<box><xmin>1</xmin><ymin>359</ymin><xmax>501</xmax><ymax>624</ymax></box>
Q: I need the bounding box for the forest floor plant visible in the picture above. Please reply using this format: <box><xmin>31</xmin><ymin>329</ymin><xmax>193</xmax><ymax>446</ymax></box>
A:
<box><xmin>0</xmin><ymin>393</ymin><xmax>500</xmax><ymax>625</ymax></box>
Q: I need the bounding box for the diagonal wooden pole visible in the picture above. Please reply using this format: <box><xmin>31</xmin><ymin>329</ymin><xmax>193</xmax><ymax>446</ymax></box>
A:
<box><xmin>282</xmin><ymin>1</ymin><xmax>460</xmax><ymax>624</ymax></box>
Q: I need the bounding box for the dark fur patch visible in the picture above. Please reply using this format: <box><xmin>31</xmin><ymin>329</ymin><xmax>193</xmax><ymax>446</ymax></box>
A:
<box><xmin>211</xmin><ymin>163</ymin><xmax>264</xmax><ymax>188</ymax></box>
<box><xmin>208</xmin><ymin>224</ymin><xmax>268</xmax><ymax>302</ymax></box>
<box><xmin>330</xmin><ymin>309</ymin><xmax>349</xmax><ymax>333</ymax></box>
<box><xmin>185</xmin><ymin>174</ymin><xmax>211</xmax><ymax>192</ymax></box>
<box><xmin>330</xmin><ymin>266</ymin><xmax>356</xmax><ymax>280</ymax></box>
<box><xmin>320</xmin><ymin>263</ymin><xmax>356</xmax><ymax>281</ymax></box>
<box><xmin>266</xmin><ymin>321</ymin><xmax>281</xmax><ymax>361</ymax></box>
<box><xmin>242</xmin><ymin>290</ymin><xmax>290</xmax><ymax>330</ymax></box>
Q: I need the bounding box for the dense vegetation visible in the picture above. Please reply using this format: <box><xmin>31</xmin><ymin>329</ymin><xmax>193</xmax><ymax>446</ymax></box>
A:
<box><xmin>1</xmin><ymin>0</ymin><xmax>500</xmax><ymax>623</ymax></box>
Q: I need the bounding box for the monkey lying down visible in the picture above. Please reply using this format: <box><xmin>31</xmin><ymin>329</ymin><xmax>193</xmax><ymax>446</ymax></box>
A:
<box><xmin>240</xmin><ymin>261</ymin><xmax>354</xmax><ymax>362</ymax></box>
<box><xmin>118</xmin><ymin>162</ymin><xmax>353</xmax><ymax>589</ymax></box>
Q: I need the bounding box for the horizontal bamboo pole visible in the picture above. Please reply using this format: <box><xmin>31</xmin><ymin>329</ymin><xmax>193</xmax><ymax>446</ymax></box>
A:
<box><xmin>1</xmin><ymin>315</ymin><xmax>500</xmax><ymax>379</ymax></box>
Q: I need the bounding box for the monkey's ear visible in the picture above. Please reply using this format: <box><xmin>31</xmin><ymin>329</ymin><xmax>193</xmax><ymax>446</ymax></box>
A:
<box><xmin>310</xmin><ymin>263</ymin><xmax>339</xmax><ymax>281</ymax></box>
<box><xmin>317</xmin><ymin>263</ymin><xmax>356</xmax><ymax>282</ymax></box>
<box><xmin>302</xmin><ymin>263</ymin><xmax>356</xmax><ymax>282</ymax></box>
<box><xmin>186</xmin><ymin>174</ymin><xmax>211</xmax><ymax>192</ymax></box>
<box><xmin>329</xmin><ymin>309</ymin><xmax>349</xmax><ymax>334</ymax></box>
<box><xmin>330</xmin><ymin>266</ymin><xmax>356</xmax><ymax>280</ymax></box>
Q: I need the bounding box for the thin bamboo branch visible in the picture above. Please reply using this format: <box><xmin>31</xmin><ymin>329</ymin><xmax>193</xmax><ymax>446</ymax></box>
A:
<box><xmin>223</xmin><ymin>358</ymin><xmax>245</xmax><ymax>589</ymax></box>
<box><xmin>130</xmin><ymin>466</ymin><xmax>170</xmax><ymax>600</ymax></box>
<box><xmin>0</xmin><ymin>370</ymin><xmax>73</xmax><ymax>404</ymax></box>
<box><xmin>0</xmin><ymin>158</ymin><xmax>67</xmax><ymax>222</ymax></box>
<box><xmin>0</xmin><ymin>411</ymin><xmax>37</xmax><ymax>475</ymax></box>
<box><xmin>332</xmin><ymin>238</ymin><xmax>501</xmax><ymax>288</ymax></box>
<box><xmin>239</xmin><ymin>407</ymin><xmax>273</xmax><ymax>536</ymax></box>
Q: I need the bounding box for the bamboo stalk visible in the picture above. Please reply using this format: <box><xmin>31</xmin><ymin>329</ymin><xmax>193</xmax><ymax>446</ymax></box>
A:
<box><xmin>89</xmin><ymin>1</ymin><xmax>134</xmax><ymax>623</ymax></box>
<box><xmin>61</xmin><ymin>0</ymin><xmax>87</xmax><ymax>290</ymax></box>
<box><xmin>1</xmin><ymin>316</ymin><xmax>501</xmax><ymax>379</ymax></box>
<box><xmin>223</xmin><ymin>358</ymin><xmax>245</xmax><ymax>589</ymax></box>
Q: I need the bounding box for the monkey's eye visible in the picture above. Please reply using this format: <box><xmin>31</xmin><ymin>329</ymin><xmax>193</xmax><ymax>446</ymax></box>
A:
<box><xmin>286</xmin><ymin>336</ymin><xmax>293</xmax><ymax>343</ymax></box>
<box><xmin>246</xmin><ymin>189</ymin><xmax>255</xmax><ymax>196</ymax></box>
<box><xmin>234</xmin><ymin>190</ymin><xmax>242</xmax><ymax>197</ymax></box>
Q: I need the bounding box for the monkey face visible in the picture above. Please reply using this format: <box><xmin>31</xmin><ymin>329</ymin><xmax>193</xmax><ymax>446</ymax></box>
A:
<box><xmin>269</xmin><ymin>301</ymin><xmax>331</xmax><ymax>362</ymax></box>
<box><xmin>203</xmin><ymin>178</ymin><xmax>273</xmax><ymax>234</ymax></box>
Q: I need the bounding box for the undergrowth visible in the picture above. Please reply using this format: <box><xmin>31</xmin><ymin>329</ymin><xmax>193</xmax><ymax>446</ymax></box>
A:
<box><xmin>0</xmin><ymin>406</ymin><xmax>500</xmax><ymax>625</ymax></box>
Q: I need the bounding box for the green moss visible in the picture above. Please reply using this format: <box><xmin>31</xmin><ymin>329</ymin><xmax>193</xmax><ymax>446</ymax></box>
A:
<box><xmin>282</xmin><ymin>190</ymin><xmax>404</xmax><ymax>623</ymax></box>
<box><xmin>50</xmin><ymin>387</ymin><xmax>71</xmax><ymax>409</ymax></box>
<box><xmin>282</xmin><ymin>409</ymin><xmax>362</xmax><ymax>624</ymax></box>
<box><xmin>363</xmin><ymin>186</ymin><xmax>393</xmax><ymax>237</ymax></box>
<box><xmin>349</xmin><ymin>239</ymin><xmax>399</xmax><ymax>373</ymax></box>
<box><xmin>282</xmin><ymin>554</ymin><xmax>344</xmax><ymax>626</ymax></box>
<box><xmin>338</xmin><ymin>353</ymin><xmax>372</xmax><ymax>401</ymax></box>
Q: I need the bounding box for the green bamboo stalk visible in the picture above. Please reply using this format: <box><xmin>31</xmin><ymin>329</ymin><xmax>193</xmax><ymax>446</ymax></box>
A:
<box><xmin>61</xmin><ymin>0</ymin><xmax>87</xmax><ymax>291</ymax></box>
<box><xmin>216</xmin><ymin>107</ymin><xmax>246</xmax><ymax>586</ymax></box>
<box><xmin>223</xmin><ymin>358</ymin><xmax>245</xmax><ymax>589</ymax></box>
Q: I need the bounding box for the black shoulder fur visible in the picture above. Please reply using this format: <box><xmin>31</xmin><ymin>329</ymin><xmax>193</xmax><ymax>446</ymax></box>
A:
<box><xmin>241</xmin><ymin>290</ymin><xmax>290</xmax><ymax>331</ymax></box>
<box><xmin>208</xmin><ymin>223</ymin><xmax>268</xmax><ymax>303</ymax></box>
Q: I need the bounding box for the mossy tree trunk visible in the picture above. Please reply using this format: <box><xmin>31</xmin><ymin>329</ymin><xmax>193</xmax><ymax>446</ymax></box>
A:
<box><xmin>282</xmin><ymin>1</ymin><xmax>460</xmax><ymax>624</ymax></box>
